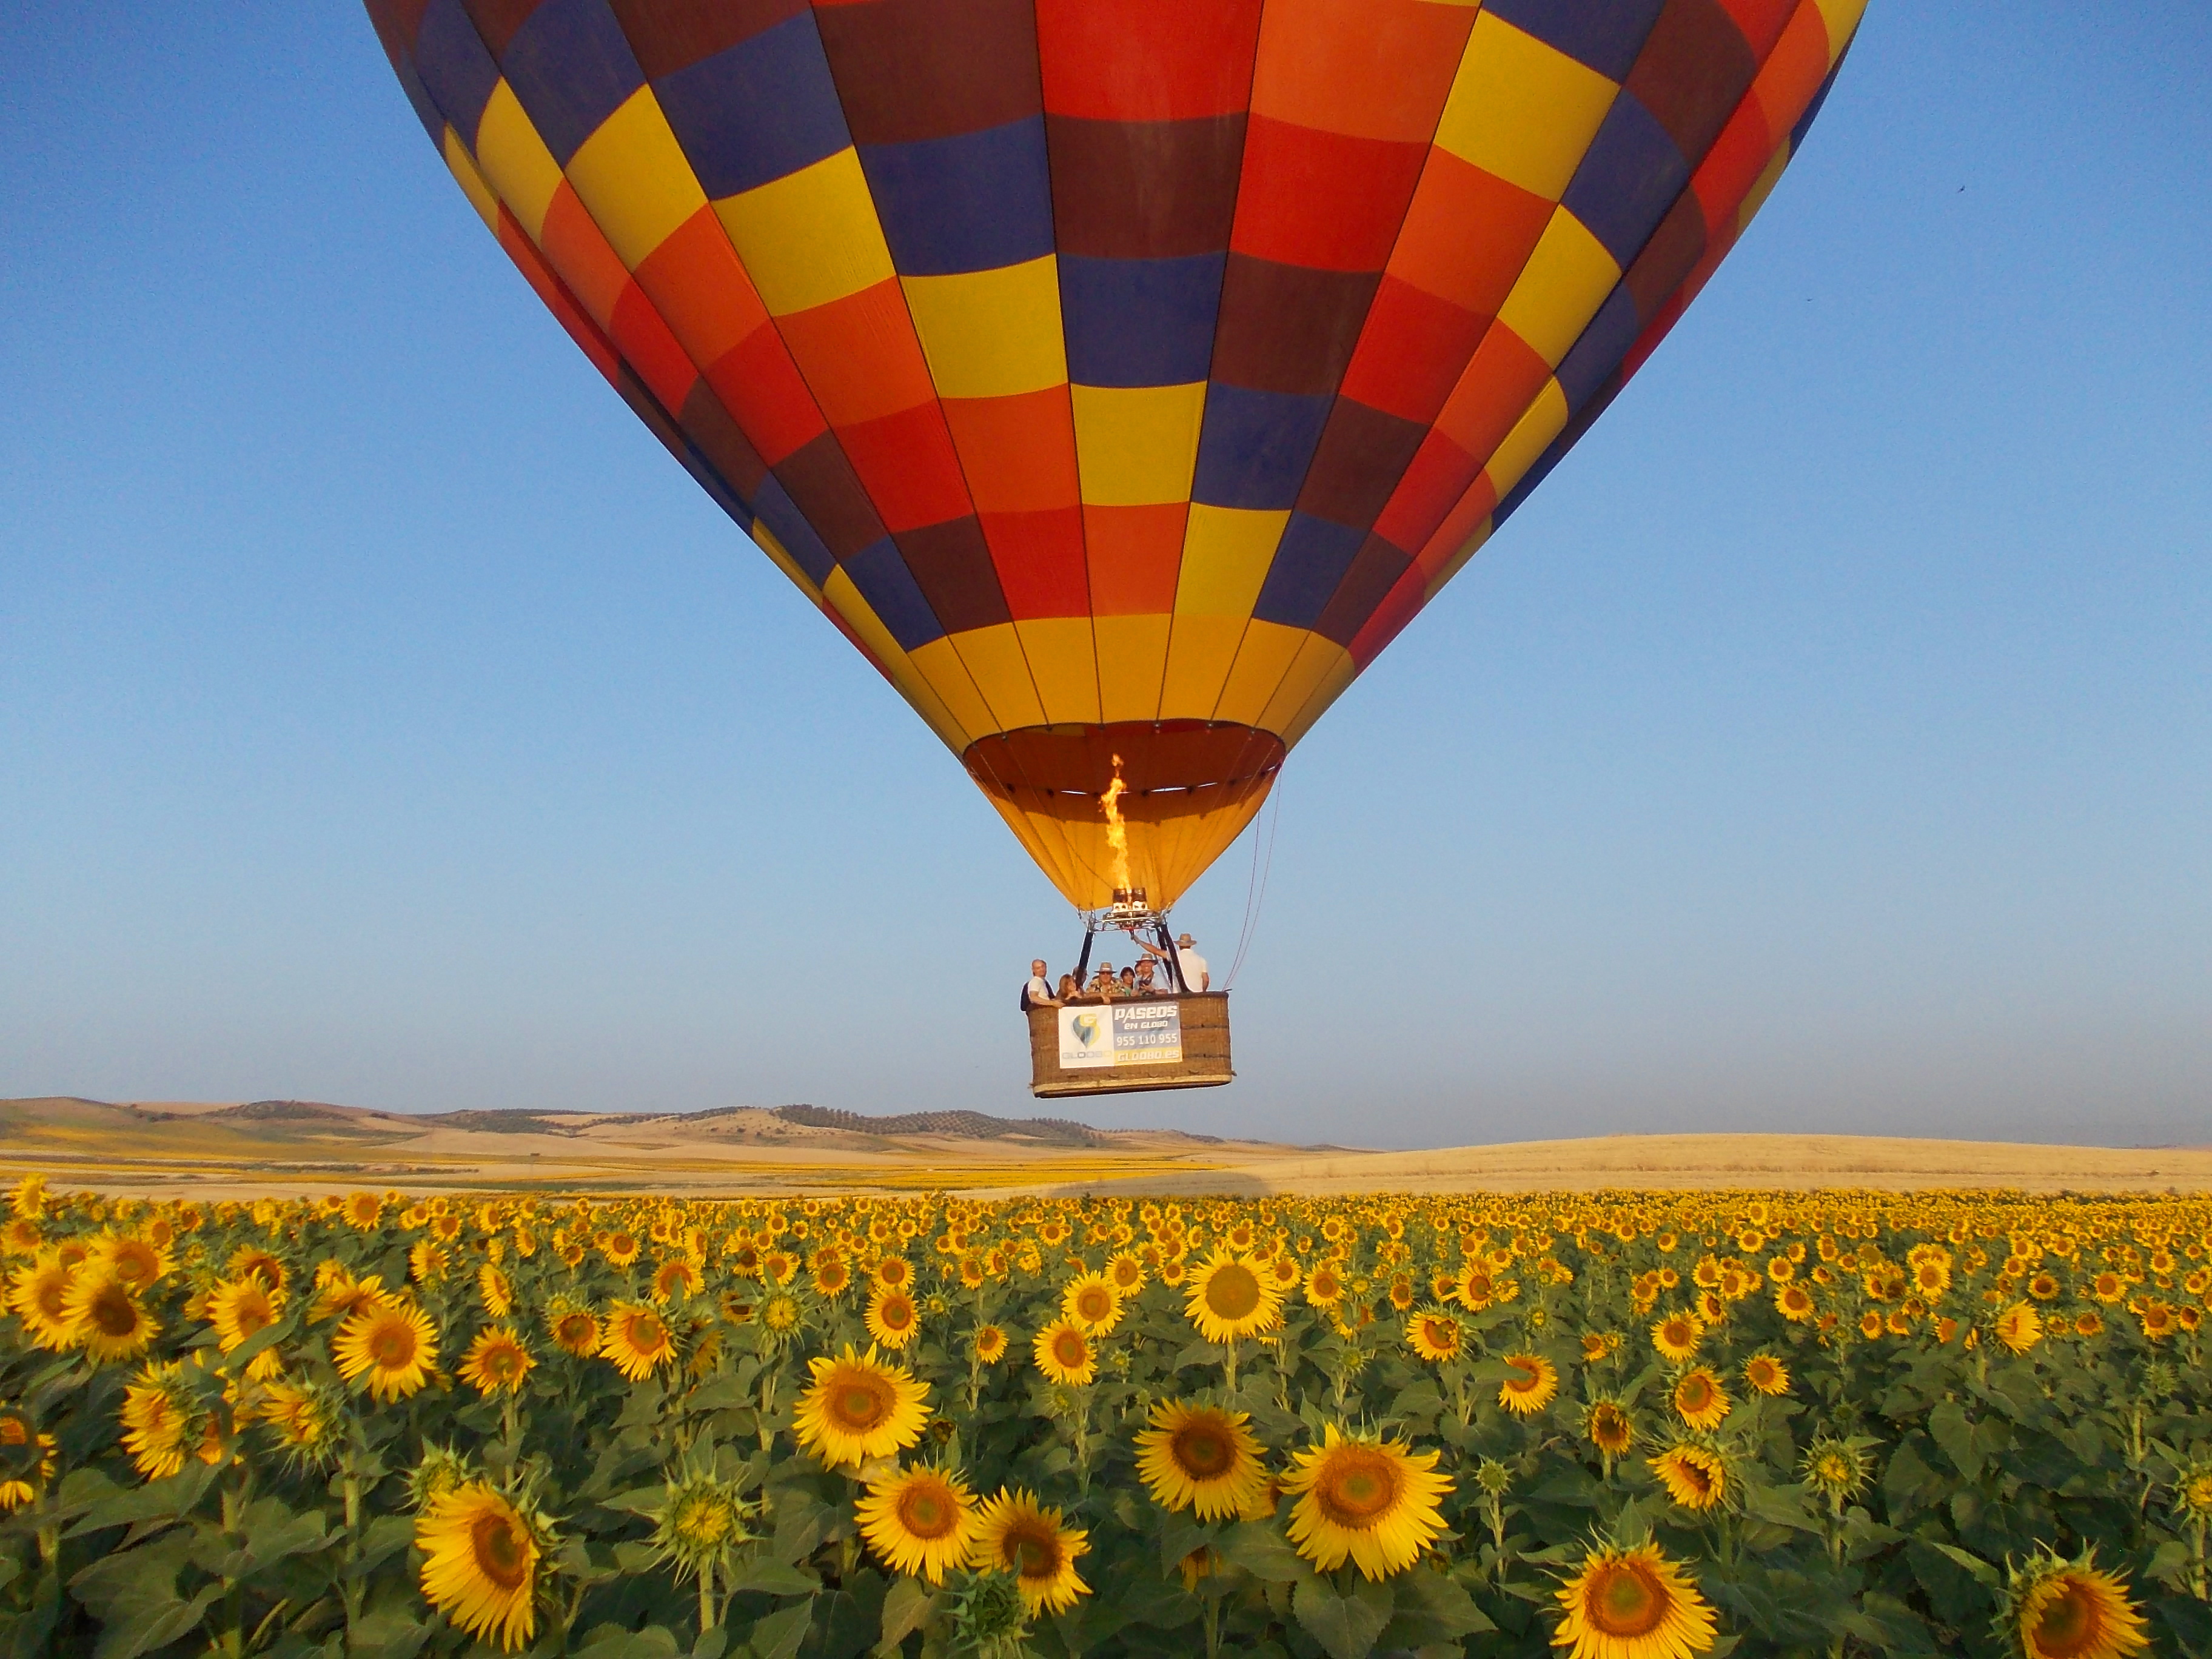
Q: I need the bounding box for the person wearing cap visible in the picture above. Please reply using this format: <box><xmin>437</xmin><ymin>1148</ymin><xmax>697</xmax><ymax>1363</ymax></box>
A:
<box><xmin>1086</xmin><ymin>960</ymin><xmax>1120</xmax><ymax>1000</ymax></box>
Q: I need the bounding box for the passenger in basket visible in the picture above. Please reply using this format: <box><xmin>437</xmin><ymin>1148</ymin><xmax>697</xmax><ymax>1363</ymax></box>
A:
<box><xmin>1118</xmin><ymin>966</ymin><xmax>1138</xmax><ymax>996</ymax></box>
<box><xmin>1021</xmin><ymin>959</ymin><xmax>1060</xmax><ymax>1012</ymax></box>
<box><xmin>1133</xmin><ymin>931</ymin><xmax>1209</xmax><ymax>991</ymax></box>
<box><xmin>1056</xmin><ymin>973</ymin><xmax>1081</xmax><ymax>1003</ymax></box>
<box><xmin>1087</xmin><ymin>962</ymin><xmax>1119</xmax><ymax>1000</ymax></box>
<box><xmin>1132</xmin><ymin>957</ymin><xmax>1159</xmax><ymax>996</ymax></box>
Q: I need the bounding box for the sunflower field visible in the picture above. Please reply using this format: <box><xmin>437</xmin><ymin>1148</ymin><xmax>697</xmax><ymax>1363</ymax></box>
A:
<box><xmin>0</xmin><ymin>1173</ymin><xmax>2207</xmax><ymax>1659</ymax></box>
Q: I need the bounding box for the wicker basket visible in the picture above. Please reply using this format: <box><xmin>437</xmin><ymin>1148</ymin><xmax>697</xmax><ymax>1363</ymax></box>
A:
<box><xmin>1027</xmin><ymin>993</ymin><xmax>1234</xmax><ymax>1098</ymax></box>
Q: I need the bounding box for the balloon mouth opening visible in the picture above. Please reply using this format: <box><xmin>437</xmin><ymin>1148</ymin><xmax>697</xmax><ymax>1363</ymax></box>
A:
<box><xmin>961</xmin><ymin>721</ymin><xmax>1285</xmax><ymax>819</ymax></box>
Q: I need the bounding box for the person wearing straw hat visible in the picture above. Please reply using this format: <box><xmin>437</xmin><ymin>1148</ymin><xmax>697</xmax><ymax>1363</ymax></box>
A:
<box><xmin>1133</xmin><ymin>931</ymin><xmax>1208</xmax><ymax>991</ymax></box>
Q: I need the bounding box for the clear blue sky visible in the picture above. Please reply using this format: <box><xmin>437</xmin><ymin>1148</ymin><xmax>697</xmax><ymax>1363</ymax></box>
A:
<box><xmin>4</xmin><ymin>3</ymin><xmax>2206</xmax><ymax>1148</ymax></box>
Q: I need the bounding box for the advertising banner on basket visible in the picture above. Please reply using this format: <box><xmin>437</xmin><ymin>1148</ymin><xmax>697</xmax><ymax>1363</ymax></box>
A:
<box><xmin>1057</xmin><ymin>1001</ymin><xmax>1184</xmax><ymax>1068</ymax></box>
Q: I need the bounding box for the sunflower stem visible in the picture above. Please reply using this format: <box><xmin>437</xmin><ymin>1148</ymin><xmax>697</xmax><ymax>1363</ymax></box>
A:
<box><xmin>699</xmin><ymin>1561</ymin><xmax>714</xmax><ymax>1637</ymax></box>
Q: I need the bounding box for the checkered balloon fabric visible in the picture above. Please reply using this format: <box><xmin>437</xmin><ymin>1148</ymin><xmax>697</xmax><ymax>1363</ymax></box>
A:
<box><xmin>366</xmin><ymin>0</ymin><xmax>1865</xmax><ymax>908</ymax></box>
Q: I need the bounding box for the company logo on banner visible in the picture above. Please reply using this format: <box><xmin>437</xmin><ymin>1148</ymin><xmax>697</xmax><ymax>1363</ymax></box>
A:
<box><xmin>1057</xmin><ymin>1002</ymin><xmax>1183</xmax><ymax>1069</ymax></box>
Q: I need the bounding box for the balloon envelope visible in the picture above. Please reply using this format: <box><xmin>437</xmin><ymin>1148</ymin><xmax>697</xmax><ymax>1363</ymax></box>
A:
<box><xmin>366</xmin><ymin>0</ymin><xmax>1863</xmax><ymax>908</ymax></box>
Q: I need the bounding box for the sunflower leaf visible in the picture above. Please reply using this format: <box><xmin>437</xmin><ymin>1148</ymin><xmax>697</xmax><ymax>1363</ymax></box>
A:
<box><xmin>1291</xmin><ymin>1574</ymin><xmax>1390</xmax><ymax>1659</ymax></box>
<box><xmin>1218</xmin><ymin>1522</ymin><xmax>1309</xmax><ymax>1584</ymax></box>
<box><xmin>745</xmin><ymin>1599</ymin><xmax>814</xmax><ymax>1659</ymax></box>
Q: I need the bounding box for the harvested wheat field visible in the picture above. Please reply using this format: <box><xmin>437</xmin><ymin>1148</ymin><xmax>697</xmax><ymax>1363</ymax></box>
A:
<box><xmin>2</xmin><ymin>1098</ymin><xmax>2203</xmax><ymax>1198</ymax></box>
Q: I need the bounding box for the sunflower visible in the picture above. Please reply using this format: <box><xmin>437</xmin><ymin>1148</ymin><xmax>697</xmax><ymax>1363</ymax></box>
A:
<box><xmin>1552</xmin><ymin>1540</ymin><xmax>1718</xmax><ymax>1659</ymax></box>
<box><xmin>207</xmin><ymin>1277</ymin><xmax>286</xmax><ymax>1379</ymax></box>
<box><xmin>1184</xmin><ymin>1252</ymin><xmax>1282</xmax><ymax>1344</ymax></box>
<box><xmin>1801</xmin><ymin>1436</ymin><xmax>1871</xmax><ymax>1504</ymax></box>
<box><xmin>1650</xmin><ymin>1444</ymin><xmax>1728</xmax><ymax>1512</ymax></box>
<box><xmin>1033</xmin><ymin>1319</ymin><xmax>1097</xmax><ymax>1386</ymax></box>
<box><xmin>333</xmin><ymin>1299</ymin><xmax>439</xmax><ymax>1402</ymax></box>
<box><xmin>92</xmin><ymin>1233</ymin><xmax>169</xmax><ymax>1292</ymax></box>
<box><xmin>548</xmin><ymin>1302</ymin><xmax>600</xmax><ymax>1358</ymax></box>
<box><xmin>259</xmin><ymin>1378</ymin><xmax>342</xmax><ymax>1464</ymax></box>
<box><xmin>1498</xmin><ymin>1353</ymin><xmax>1558</xmax><ymax>1417</ymax></box>
<box><xmin>460</xmin><ymin>1327</ymin><xmax>535</xmax><ymax>1398</ymax></box>
<box><xmin>1651</xmin><ymin>1312</ymin><xmax>1703</xmax><ymax>1363</ymax></box>
<box><xmin>1995</xmin><ymin>1302</ymin><xmax>2043</xmax><ymax>1355</ymax></box>
<box><xmin>1671</xmin><ymin>1369</ymin><xmax>1730</xmax><ymax>1431</ymax></box>
<box><xmin>1281</xmin><ymin>1424</ymin><xmax>1452</xmax><ymax>1581</ymax></box>
<box><xmin>478</xmin><ymin>1264</ymin><xmax>513</xmax><ymax>1318</ymax></box>
<box><xmin>2011</xmin><ymin>1551</ymin><xmax>2148</xmax><ymax>1659</ymax></box>
<box><xmin>813</xmin><ymin>1256</ymin><xmax>851</xmax><ymax>1298</ymax></box>
<box><xmin>601</xmin><ymin>1231</ymin><xmax>642</xmax><ymax>1269</ymax></box>
<box><xmin>763</xmin><ymin>1292</ymin><xmax>802</xmax><ymax>1335</ymax></box>
<box><xmin>62</xmin><ymin>1270</ymin><xmax>158</xmax><ymax>1363</ymax></box>
<box><xmin>1061</xmin><ymin>1273</ymin><xmax>1122</xmax><ymax>1334</ymax></box>
<box><xmin>865</xmin><ymin>1287</ymin><xmax>921</xmax><ymax>1352</ymax></box>
<box><xmin>1106</xmin><ymin>1252</ymin><xmax>1147</xmax><ymax>1295</ymax></box>
<box><xmin>652</xmin><ymin>1258</ymin><xmax>702</xmax><ymax>1305</ymax></box>
<box><xmin>342</xmin><ymin>1191</ymin><xmax>382</xmax><ymax>1230</ymax></box>
<box><xmin>7</xmin><ymin>1253</ymin><xmax>81</xmax><ymax>1351</ymax></box>
<box><xmin>415</xmin><ymin>1481</ymin><xmax>546</xmax><ymax>1652</ymax></box>
<box><xmin>1134</xmin><ymin>1399</ymin><xmax>1269</xmax><ymax>1520</ymax></box>
<box><xmin>1584</xmin><ymin>1399</ymin><xmax>1635</xmax><ymax>1460</ymax></box>
<box><xmin>1305</xmin><ymin>1262</ymin><xmax>1345</xmax><ymax>1308</ymax></box>
<box><xmin>600</xmin><ymin>1303</ymin><xmax>677</xmax><ymax>1380</ymax></box>
<box><xmin>119</xmin><ymin>1362</ymin><xmax>206</xmax><ymax>1481</ymax></box>
<box><xmin>1741</xmin><ymin>1354</ymin><xmax>1790</xmax><ymax>1396</ymax></box>
<box><xmin>970</xmin><ymin>1488</ymin><xmax>1090</xmax><ymax>1614</ymax></box>
<box><xmin>859</xmin><ymin>1464</ymin><xmax>977</xmax><ymax>1586</ymax></box>
<box><xmin>973</xmin><ymin>1325</ymin><xmax>1008</xmax><ymax>1365</ymax></box>
<box><xmin>310</xmin><ymin>1269</ymin><xmax>389</xmax><ymax>1324</ymax></box>
<box><xmin>1407</xmin><ymin>1311</ymin><xmax>1462</xmax><ymax>1363</ymax></box>
<box><xmin>793</xmin><ymin>1346</ymin><xmax>931</xmax><ymax>1469</ymax></box>
<box><xmin>227</xmin><ymin>1247</ymin><xmax>287</xmax><ymax>1293</ymax></box>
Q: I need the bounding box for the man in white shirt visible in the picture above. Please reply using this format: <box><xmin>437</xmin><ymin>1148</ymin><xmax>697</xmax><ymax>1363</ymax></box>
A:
<box><xmin>1133</xmin><ymin>931</ymin><xmax>1208</xmax><ymax>991</ymax></box>
<box><xmin>1021</xmin><ymin>959</ymin><xmax>1059</xmax><ymax>1011</ymax></box>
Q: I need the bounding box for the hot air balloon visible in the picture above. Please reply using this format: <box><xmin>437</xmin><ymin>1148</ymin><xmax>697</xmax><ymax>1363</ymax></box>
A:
<box><xmin>363</xmin><ymin>0</ymin><xmax>1864</xmax><ymax>1089</ymax></box>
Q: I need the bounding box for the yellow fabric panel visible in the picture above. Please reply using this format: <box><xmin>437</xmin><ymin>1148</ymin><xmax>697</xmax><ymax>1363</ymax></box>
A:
<box><xmin>1422</xmin><ymin>517</ymin><xmax>1492</xmax><ymax>603</ymax></box>
<box><xmin>714</xmin><ymin>150</ymin><xmax>893</xmax><ymax>317</ymax></box>
<box><xmin>902</xmin><ymin>257</ymin><xmax>1067</xmax><ymax>400</ymax></box>
<box><xmin>981</xmin><ymin>793</ymin><xmax>1272</xmax><ymax>910</ymax></box>
<box><xmin>1214</xmin><ymin>620</ymin><xmax>1310</xmax><ymax>729</ymax></box>
<box><xmin>940</xmin><ymin>623</ymin><xmax>1047</xmax><ymax>733</ymax></box>
<box><xmin>1494</xmin><ymin>209</ymin><xmax>1621</xmax><ymax>367</ymax></box>
<box><xmin>563</xmin><ymin>90</ymin><xmax>707</xmax><ymax>270</ymax></box>
<box><xmin>1279</xmin><ymin>648</ymin><xmax>1361</xmax><ymax>751</ymax></box>
<box><xmin>1260</xmin><ymin>633</ymin><xmax>1353</xmax><ymax>736</ymax></box>
<box><xmin>821</xmin><ymin>568</ymin><xmax>971</xmax><ymax>752</ymax></box>
<box><xmin>910</xmin><ymin>635</ymin><xmax>1012</xmax><ymax>739</ymax></box>
<box><xmin>1014</xmin><ymin>618</ymin><xmax>1102</xmax><ymax>725</ymax></box>
<box><xmin>748</xmin><ymin>523</ymin><xmax>824</xmax><ymax>606</ymax></box>
<box><xmin>1814</xmin><ymin>0</ymin><xmax>1869</xmax><ymax>61</ymax></box>
<box><xmin>443</xmin><ymin>128</ymin><xmax>500</xmax><ymax>232</ymax></box>
<box><xmin>1433</xmin><ymin>14</ymin><xmax>1618</xmax><ymax>202</ymax></box>
<box><xmin>1070</xmin><ymin>382</ymin><xmax>1207</xmax><ymax>505</ymax></box>
<box><xmin>1094</xmin><ymin>614</ymin><xmax>1172</xmax><ymax>726</ymax></box>
<box><xmin>1483</xmin><ymin>378</ymin><xmax>1569</xmax><ymax>502</ymax></box>
<box><xmin>1157</xmin><ymin>615</ymin><xmax>1248</xmax><ymax>722</ymax></box>
<box><xmin>472</xmin><ymin>83</ymin><xmax>563</xmax><ymax>242</ymax></box>
<box><xmin>976</xmin><ymin>792</ymin><xmax>1090</xmax><ymax>908</ymax></box>
<box><xmin>1174</xmin><ymin>505</ymin><xmax>1289</xmax><ymax>617</ymax></box>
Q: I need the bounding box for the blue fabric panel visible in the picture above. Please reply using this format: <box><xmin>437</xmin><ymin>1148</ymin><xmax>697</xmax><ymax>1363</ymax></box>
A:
<box><xmin>1561</xmin><ymin>92</ymin><xmax>1689</xmax><ymax>268</ymax></box>
<box><xmin>842</xmin><ymin>538</ymin><xmax>946</xmax><ymax>651</ymax></box>
<box><xmin>1482</xmin><ymin>0</ymin><xmax>1669</xmax><ymax>81</ymax></box>
<box><xmin>652</xmin><ymin>12</ymin><xmax>851</xmax><ymax>199</ymax></box>
<box><xmin>412</xmin><ymin>0</ymin><xmax>501</xmax><ymax>146</ymax></box>
<box><xmin>1059</xmin><ymin>253</ymin><xmax>1227</xmax><ymax>388</ymax></box>
<box><xmin>860</xmin><ymin>116</ymin><xmax>1056</xmax><ymax>276</ymax></box>
<box><xmin>1554</xmin><ymin>283</ymin><xmax>1640</xmax><ymax>414</ymax></box>
<box><xmin>1190</xmin><ymin>384</ymin><xmax>1333</xmax><ymax>511</ymax></box>
<box><xmin>752</xmin><ymin>477</ymin><xmax>837</xmax><ymax>588</ymax></box>
<box><xmin>1253</xmin><ymin>513</ymin><xmax>1367</xmax><ymax>631</ymax></box>
<box><xmin>499</xmin><ymin>0</ymin><xmax>646</xmax><ymax>165</ymax></box>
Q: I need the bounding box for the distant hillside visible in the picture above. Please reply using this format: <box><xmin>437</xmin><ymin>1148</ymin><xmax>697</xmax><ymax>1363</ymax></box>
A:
<box><xmin>0</xmin><ymin>1097</ymin><xmax>1215</xmax><ymax>1148</ymax></box>
<box><xmin>771</xmin><ymin>1105</ymin><xmax>1111</xmax><ymax>1146</ymax></box>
